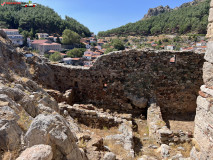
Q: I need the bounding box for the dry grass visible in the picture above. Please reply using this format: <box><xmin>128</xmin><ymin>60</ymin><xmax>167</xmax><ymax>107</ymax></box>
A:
<box><xmin>2</xmin><ymin>150</ymin><xmax>20</xmax><ymax>160</ymax></box>
<box><xmin>78</xmin><ymin>138</ymin><xmax>87</xmax><ymax>150</ymax></box>
<box><xmin>29</xmin><ymin>65</ymin><xmax>35</xmax><ymax>75</ymax></box>
<box><xmin>79</xmin><ymin>123</ymin><xmax>120</xmax><ymax>138</ymax></box>
<box><xmin>170</xmin><ymin>142</ymin><xmax>193</xmax><ymax>158</ymax></box>
<box><xmin>17</xmin><ymin>110</ymin><xmax>32</xmax><ymax>132</ymax></box>
<box><xmin>21</xmin><ymin>77</ymin><xmax>29</xmax><ymax>83</ymax></box>
<box><xmin>0</xmin><ymin>101</ymin><xmax>9</xmax><ymax>107</ymax></box>
<box><xmin>104</xmin><ymin>140</ymin><xmax>133</xmax><ymax>160</ymax></box>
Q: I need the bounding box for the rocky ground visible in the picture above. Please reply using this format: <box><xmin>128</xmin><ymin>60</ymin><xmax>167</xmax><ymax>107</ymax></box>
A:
<box><xmin>0</xmin><ymin>31</ymin><xmax>196</xmax><ymax>160</ymax></box>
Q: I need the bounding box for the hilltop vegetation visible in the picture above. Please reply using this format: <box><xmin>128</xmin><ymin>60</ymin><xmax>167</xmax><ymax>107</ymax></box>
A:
<box><xmin>98</xmin><ymin>0</ymin><xmax>210</xmax><ymax>37</ymax></box>
<box><xmin>0</xmin><ymin>0</ymin><xmax>91</xmax><ymax>37</ymax></box>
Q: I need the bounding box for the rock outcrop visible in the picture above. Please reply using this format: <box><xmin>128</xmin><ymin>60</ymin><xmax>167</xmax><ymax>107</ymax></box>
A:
<box><xmin>24</xmin><ymin>114</ymin><xmax>87</xmax><ymax>160</ymax></box>
<box><xmin>143</xmin><ymin>5</ymin><xmax>171</xmax><ymax>19</ymax></box>
<box><xmin>16</xmin><ymin>144</ymin><xmax>53</xmax><ymax>160</ymax></box>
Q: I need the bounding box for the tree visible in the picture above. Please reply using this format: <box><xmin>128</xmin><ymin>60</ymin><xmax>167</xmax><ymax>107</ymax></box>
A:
<box><xmin>49</xmin><ymin>52</ymin><xmax>62</xmax><ymax>62</ymax></box>
<box><xmin>62</xmin><ymin>29</ymin><xmax>80</xmax><ymax>45</ymax></box>
<box><xmin>90</xmin><ymin>42</ymin><xmax>97</xmax><ymax>47</ymax></box>
<box><xmin>66</xmin><ymin>48</ymin><xmax>84</xmax><ymax>58</ymax></box>
<box><xmin>56</xmin><ymin>37</ymin><xmax>61</xmax><ymax>44</ymax></box>
<box><xmin>104</xmin><ymin>48</ymin><xmax>118</xmax><ymax>54</ymax></box>
<box><xmin>113</xmin><ymin>39</ymin><xmax>125</xmax><ymax>50</ymax></box>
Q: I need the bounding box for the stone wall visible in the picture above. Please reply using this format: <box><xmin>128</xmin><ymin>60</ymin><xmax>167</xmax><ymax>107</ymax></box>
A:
<box><xmin>191</xmin><ymin>0</ymin><xmax>213</xmax><ymax>159</ymax></box>
<box><xmin>33</xmin><ymin>50</ymin><xmax>204</xmax><ymax>116</ymax></box>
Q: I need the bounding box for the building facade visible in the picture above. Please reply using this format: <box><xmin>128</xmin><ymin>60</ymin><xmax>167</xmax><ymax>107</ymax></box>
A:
<box><xmin>2</xmin><ymin>29</ymin><xmax>23</xmax><ymax>46</ymax></box>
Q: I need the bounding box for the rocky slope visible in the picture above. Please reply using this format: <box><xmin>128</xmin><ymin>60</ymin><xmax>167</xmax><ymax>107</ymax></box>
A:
<box><xmin>143</xmin><ymin>5</ymin><xmax>171</xmax><ymax>19</ymax></box>
<box><xmin>143</xmin><ymin>0</ymin><xmax>205</xmax><ymax>19</ymax></box>
<box><xmin>0</xmin><ymin>31</ymin><xmax>87</xmax><ymax>160</ymax></box>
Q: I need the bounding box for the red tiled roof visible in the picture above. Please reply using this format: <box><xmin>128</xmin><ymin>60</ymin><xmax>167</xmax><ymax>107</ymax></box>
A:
<box><xmin>40</xmin><ymin>43</ymin><xmax>60</xmax><ymax>46</ymax></box>
<box><xmin>3</xmin><ymin>29</ymin><xmax>18</xmax><ymax>32</ymax></box>
<box><xmin>170</xmin><ymin>57</ymin><xmax>175</xmax><ymax>63</ymax></box>
<box><xmin>84</xmin><ymin>54</ymin><xmax>92</xmax><ymax>57</ymax></box>
<box><xmin>31</xmin><ymin>40</ymin><xmax>49</xmax><ymax>44</ymax></box>
<box><xmin>60</xmin><ymin>53</ymin><xmax>67</xmax><ymax>56</ymax></box>
<box><xmin>48</xmin><ymin>50</ymin><xmax>56</xmax><ymax>53</ymax></box>
<box><xmin>71</xmin><ymin>58</ymin><xmax>80</xmax><ymax>60</ymax></box>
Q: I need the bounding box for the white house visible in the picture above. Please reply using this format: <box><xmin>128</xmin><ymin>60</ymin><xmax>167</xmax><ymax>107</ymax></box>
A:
<box><xmin>63</xmin><ymin>58</ymin><xmax>72</xmax><ymax>64</ymax></box>
<box><xmin>83</xmin><ymin>54</ymin><xmax>92</xmax><ymax>60</ymax></box>
<box><xmin>31</xmin><ymin>40</ymin><xmax>61</xmax><ymax>54</ymax></box>
<box><xmin>37</xmin><ymin>33</ymin><xmax>49</xmax><ymax>39</ymax></box>
<box><xmin>196</xmin><ymin>41</ymin><xmax>206</xmax><ymax>47</ymax></box>
<box><xmin>2</xmin><ymin>29</ymin><xmax>23</xmax><ymax>46</ymax></box>
<box><xmin>84</xmin><ymin>50</ymin><xmax>94</xmax><ymax>56</ymax></box>
<box><xmin>164</xmin><ymin>45</ymin><xmax>175</xmax><ymax>50</ymax></box>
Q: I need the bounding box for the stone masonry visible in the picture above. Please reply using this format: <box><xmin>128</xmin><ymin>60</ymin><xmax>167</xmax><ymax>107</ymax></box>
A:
<box><xmin>33</xmin><ymin>50</ymin><xmax>204</xmax><ymax>117</ymax></box>
<box><xmin>190</xmin><ymin>0</ymin><xmax>213</xmax><ymax>159</ymax></box>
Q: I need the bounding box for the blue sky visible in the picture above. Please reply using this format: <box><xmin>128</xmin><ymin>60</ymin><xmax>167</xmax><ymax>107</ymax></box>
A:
<box><xmin>22</xmin><ymin>0</ymin><xmax>192</xmax><ymax>34</ymax></box>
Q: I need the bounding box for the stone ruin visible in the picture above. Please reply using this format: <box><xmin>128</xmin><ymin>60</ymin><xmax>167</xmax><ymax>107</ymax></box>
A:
<box><xmin>32</xmin><ymin>49</ymin><xmax>204</xmax><ymax>119</ymax></box>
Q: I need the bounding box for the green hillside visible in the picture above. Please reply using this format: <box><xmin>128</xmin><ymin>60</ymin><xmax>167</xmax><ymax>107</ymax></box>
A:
<box><xmin>98</xmin><ymin>0</ymin><xmax>210</xmax><ymax>37</ymax></box>
<box><xmin>0</xmin><ymin>0</ymin><xmax>91</xmax><ymax>37</ymax></box>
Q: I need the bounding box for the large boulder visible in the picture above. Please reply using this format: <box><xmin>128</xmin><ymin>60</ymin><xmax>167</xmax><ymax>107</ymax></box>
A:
<box><xmin>0</xmin><ymin>87</ymin><xmax>25</xmax><ymax>102</ymax></box>
<box><xmin>16</xmin><ymin>144</ymin><xmax>53</xmax><ymax>160</ymax></box>
<box><xmin>0</xmin><ymin>106</ymin><xmax>22</xmax><ymax>151</ymax></box>
<box><xmin>24</xmin><ymin>114</ymin><xmax>87</xmax><ymax>160</ymax></box>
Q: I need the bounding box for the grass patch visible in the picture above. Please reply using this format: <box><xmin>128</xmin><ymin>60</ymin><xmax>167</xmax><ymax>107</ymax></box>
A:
<box><xmin>17</xmin><ymin>110</ymin><xmax>32</xmax><ymax>132</ymax></box>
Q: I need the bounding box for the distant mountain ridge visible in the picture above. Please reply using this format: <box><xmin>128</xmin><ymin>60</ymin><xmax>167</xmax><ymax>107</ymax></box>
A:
<box><xmin>98</xmin><ymin>0</ymin><xmax>210</xmax><ymax>37</ymax></box>
<box><xmin>142</xmin><ymin>5</ymin><xmax>171</xmax><ymax>19</ymax></box>
<box><xmin>143</xmin><ymin>0</ymin><xmax>206</xmax><ymax>19</ymax></box>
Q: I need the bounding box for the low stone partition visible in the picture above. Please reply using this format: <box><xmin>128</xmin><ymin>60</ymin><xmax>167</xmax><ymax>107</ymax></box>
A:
<box><xmin>59</xmin><ymin>103</ymin><xmax>132</xmax><ymax>129</ymax></box>
<box><xmin>147</xmin><ymin>103</ymin><xmax>173</xmax><ymax>144</ymax></box>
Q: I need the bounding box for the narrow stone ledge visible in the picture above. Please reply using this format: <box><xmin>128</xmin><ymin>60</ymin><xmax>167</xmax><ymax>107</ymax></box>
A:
<box><xmin>200</xmin><ymin>85</ymin><xmax>213</xmax><ymax>97</ymax></box>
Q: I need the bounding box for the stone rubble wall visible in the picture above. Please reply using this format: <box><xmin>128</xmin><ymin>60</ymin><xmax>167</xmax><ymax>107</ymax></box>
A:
<box><xmin>59</xmin><ymin>103</ymin><xmax>131</xmax><ymax>129</ymax></box>
<box><xmin>190</xmin><ymin>0</ymin><xmax>213</xmax><ymax>159</ymax></box>
<box><xmin>34</xmin><ymin>50</ymin><xmax>204</xmax><ymax>116</ymax></box>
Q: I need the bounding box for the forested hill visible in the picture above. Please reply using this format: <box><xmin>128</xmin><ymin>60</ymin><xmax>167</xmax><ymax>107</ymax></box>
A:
<box><xmin>98</xmin><ymin>0</ymin><xmax>210</xmax><ymax>37</ymax></box>
<box><xmin>0</xmin><ymin>0</ymin><xmax>91</xmax><ymax>37</ymax></box>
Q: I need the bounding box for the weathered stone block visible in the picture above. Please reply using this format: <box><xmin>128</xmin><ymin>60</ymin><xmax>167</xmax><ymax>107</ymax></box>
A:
<box><xmin>209</xmin><ymin>8</ymin><xmax>213</xmax><ymax>23</ymax></box>
<box><xmin>204</xmin><ymin>41</ymin><xmax>213</xmax><ymax>63</ymax></box>
<box><xmin>211</xmin><ymin>0</ymin><xmax>213</xmax><ymax>8</ymax></box>
<box><xmin>196</xmin><ymin>96</ymin><xmax>210</xmax><ymax>111</ymax></box>
<box><xmin>203</xmin><ymin>62</ymin><xmax>213</xmax><ymax>86</ymax></box>
<box><xmin>206</xmin><ymin>23</ymin><xmax>213</xmax><ymax>39</ymax></box>
<box><xmin>201</xmin><ymin>85</ymin><xmax>213</xmax><ymax>96</ymax></box>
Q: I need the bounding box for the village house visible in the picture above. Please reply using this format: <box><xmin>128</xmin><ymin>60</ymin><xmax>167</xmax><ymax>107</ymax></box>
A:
<box><xmin>37</xmin><ymin>33</ymin><xmax>49</xmax><ymax>39</ymax></box>
<box><xmin>38</xmin><ymin>43</ymin><xmax>61</xmax><ymax>54</ymax></box>
<box><xmin>30</xmin><ymin>40</ymin><xmax>61</xmax><ymax>54</ymax></box>
<box><xmin>83</xmin><ymin>54</ymin><xmax>92</xmax><ymax>60</ymax></box>
<box><xmin>31</xmin><ymin>40</ymin><xmax>50</xmax><ymax>51</ymax></box>
<box><xmin>63</xmin><ymin>57</ymin><xmax>81</xmax><ymax>65</ymax></box>
<box><xmin>83</xmin><ymin>61</ymin><xmax>93</xmax><ymax>66</ymax></box>
<box><xmin>164</xmin><ymin>45</ymin><xmax>175</xmax><ymax>50</ymax></box>
<box><xmin>63</xmin><ymin>57</ymin><xmax>72</xmax><ymax>64</ymax></box>
<box><xmin>196</xmin><ymin>41</ymin><xmax>206</xmax><ymax>47</ymax></box>
<box><xmin>2</xmin><ymin>29</ymin><xmax>23</xmax><ymax>46</ymax></box>
<box><xmin>83</xmin><ymin>42</ymin><xmax>91</xmax><ymax>49</ymax></box>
